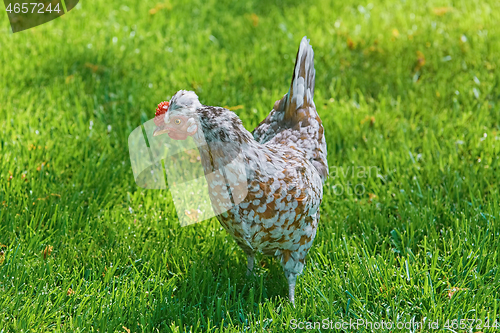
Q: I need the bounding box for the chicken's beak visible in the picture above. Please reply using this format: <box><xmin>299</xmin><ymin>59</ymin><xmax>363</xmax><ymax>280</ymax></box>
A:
<box><xmin>153</xmin><ymin>126</ymin><xmax>170</xmax><ymax>137</ymax></box>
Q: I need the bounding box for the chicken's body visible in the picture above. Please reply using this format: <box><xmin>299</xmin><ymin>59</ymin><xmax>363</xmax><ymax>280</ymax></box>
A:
<box><xmin>154</xmin><ymin>37</ymin><xmax>327</xmax><ymax>305</ymax></box>
<box><xmin>215</xmin><ymin>140</ymin><xmax>323</xmax><ymax>305</ymax></box>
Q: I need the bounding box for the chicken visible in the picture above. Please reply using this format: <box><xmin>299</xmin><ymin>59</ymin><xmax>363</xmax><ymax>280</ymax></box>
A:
<box><xmin>153</xmin><ymin>37</ymin><xmax>327</xmax><ymax>305</ymax></box>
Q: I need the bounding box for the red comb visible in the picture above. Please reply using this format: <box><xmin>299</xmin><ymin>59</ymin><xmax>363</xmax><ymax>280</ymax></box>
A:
<box><xmin>154</xmin><ymin>101</ymin><xmax>170</xmax><ymax>126</ymax></box>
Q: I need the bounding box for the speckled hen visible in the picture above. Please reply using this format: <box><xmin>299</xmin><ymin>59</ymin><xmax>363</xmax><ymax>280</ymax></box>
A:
<box><xmin>153</xmin><ymin>37</ymin><xmax>327</xmax><ymax>305</ymax></box>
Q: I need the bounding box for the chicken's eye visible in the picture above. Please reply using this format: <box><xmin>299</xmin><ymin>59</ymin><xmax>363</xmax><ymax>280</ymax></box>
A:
<box><xmin>174</xmin><ymin>119</ymin><xmax>182</xmax><ymax>125</ymax></box>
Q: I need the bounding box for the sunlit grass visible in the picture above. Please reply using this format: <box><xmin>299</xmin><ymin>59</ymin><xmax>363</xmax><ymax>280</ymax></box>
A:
<box><xmin>0</xmin><ymin>0</ymin><xmax>499</xmax><ymax>331</ymax></box>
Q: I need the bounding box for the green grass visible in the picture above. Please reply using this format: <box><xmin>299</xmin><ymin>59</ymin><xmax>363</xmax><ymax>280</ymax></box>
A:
<box><xmin>1</xmin><ymin>0</ymin><xmax>499</xmax><ymax>331</ymax></box>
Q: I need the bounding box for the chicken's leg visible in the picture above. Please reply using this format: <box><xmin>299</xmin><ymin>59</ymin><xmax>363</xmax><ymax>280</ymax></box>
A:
<box><xmin>246</xmin><ymin>254</ymin><xmax>255</xmax><ymax>276</ymax></box>
<box><xmin>285</xmin><ymin>270</ymin><xmax>298</xmax><ymax>306</ymax></box>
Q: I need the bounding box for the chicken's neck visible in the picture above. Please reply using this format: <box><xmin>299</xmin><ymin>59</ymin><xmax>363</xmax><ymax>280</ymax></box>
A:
<box><xmin>193</xmin><ymin>106</ymin><xmax>259</xmax><ymax>175</ymax></box>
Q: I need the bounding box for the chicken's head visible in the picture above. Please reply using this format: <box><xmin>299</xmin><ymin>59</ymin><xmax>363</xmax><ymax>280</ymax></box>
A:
<box><xmin>153</xmin><ymin>90</ymin><xmax>202</xmax><ymax>140</ymax></box>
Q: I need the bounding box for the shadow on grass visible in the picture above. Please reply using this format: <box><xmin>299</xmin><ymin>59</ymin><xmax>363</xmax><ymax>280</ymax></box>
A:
<box><xmin>143</xmin><ymin>254</ymin><xmax>290</xmax><ymax>331</ymax></box>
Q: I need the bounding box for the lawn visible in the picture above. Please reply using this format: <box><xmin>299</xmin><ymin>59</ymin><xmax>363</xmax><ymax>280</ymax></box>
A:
<box><xmin>1</xmin><ymin>0</ymin><xmax>499</xmax><ymax>331</ymax></box>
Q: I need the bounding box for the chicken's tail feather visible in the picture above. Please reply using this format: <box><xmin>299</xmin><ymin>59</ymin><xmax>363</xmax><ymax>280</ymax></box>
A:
<box><xmin>251</xmin><ymin>37</ymin><xmax>328</xmax><ymax>182</ymax></box>
<box><xmin>284</xmin><ymin>37</ymin><xmax>315</xmax><ymax>121</ymax></box>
